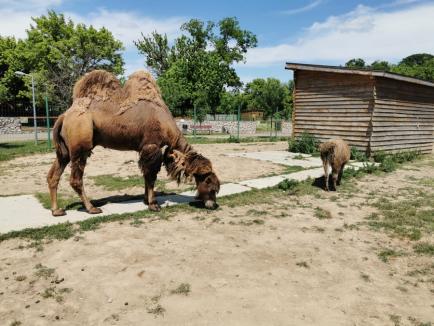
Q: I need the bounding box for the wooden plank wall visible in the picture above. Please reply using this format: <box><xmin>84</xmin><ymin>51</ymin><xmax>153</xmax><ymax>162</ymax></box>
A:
<box><xmin>372</xmin><ymin>77</ymin><xmax>434</xmax><ymax>154</ymax></box>
<box><xmin>293</xmin><ymin>70</ymin><xmax>374</xmax><ymax>152</ymax></box>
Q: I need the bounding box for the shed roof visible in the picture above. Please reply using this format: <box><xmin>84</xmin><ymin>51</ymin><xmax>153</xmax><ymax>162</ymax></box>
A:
<box><xmin>285</xmin><ymin>62</ymin><xmax>434</xmax><ymax>88</ymax></box>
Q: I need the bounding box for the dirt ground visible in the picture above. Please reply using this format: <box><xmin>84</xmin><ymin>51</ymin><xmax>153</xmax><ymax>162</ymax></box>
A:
<box><xmin>0</xmin><ymin>153</ymin><xmax>433</xmax><ymax>325</ymax></box>
<box><xmin>0</xmin><ymin>141</ymin><xmax>288</xmax><ymax>198</ymax></box>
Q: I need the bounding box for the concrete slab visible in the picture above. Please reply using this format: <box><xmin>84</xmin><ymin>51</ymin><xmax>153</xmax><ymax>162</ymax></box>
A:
<box><xmin>0</xmin><ymin>184</ymin><xmax>252</xmax><ymax>234</ymax></box>
<box><xmin>180</xmin><ymin>183</ymin><xmax>252</xmax><ymax>198</ymax></box>
<box><xmin>0</xmin><ymin>149</ymin><xmax>371</xmax><ymax>234</ymax></box>
<box><xmin>0</xmin><ymin>193</ymin><xmax>196</xmax><ymax>234</ymax></box>
<box><xmin>226</xmin><ymin>151</ymin><xmax>322</xmax><ymax>168</ymax></box>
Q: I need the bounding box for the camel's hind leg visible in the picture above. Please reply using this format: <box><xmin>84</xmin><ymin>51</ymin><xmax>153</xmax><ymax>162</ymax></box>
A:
<box><xmin>331</xmin><ymin>166</ymin><xmax>339</xmax><ymax>191</ymax></box>
<box><xmin>322</xmin><ymin>158</ymin><xmax>330</xmax><ymax>191</ymax></box>
<box><xmin>337</xmin><ymin>163</ymin><xmax>346</xmax><ymax>186</ymax></box>
<box><xmin>69</xmin><ymin>151</ymin><xmax>102</xmax><ymax>214</ymax></box>
<box><xmin>47</xmin><ymin>154</ymin><xmax>70</xmax><ymax>216</ymax></box>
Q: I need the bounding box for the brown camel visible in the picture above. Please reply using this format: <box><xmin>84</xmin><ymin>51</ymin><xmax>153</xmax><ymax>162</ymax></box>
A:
<box><xmin>319</xmin><ymin>138</ymin><xmax>351</xmax><ymax>191</ymax></box>
<box><xmin>47</xmin><ymin>70</ymin><xmax>220</xmax><ymax>216</ymax></box>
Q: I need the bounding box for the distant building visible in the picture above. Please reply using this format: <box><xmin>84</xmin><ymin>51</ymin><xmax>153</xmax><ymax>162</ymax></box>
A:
<box><xmin>286</xmin><ymin>63</ymin><xmax>434</xmax><ymax>155</ymax></box>
<box><xmin>241</xmin><ymin>111</ymin><xmax>264</xmax><ymax>121</ymax></box>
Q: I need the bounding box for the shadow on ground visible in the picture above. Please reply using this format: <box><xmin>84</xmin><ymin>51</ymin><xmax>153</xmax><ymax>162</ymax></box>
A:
<box><xmin>66</xmin><ymin>191</ymin><xmax>199</xmax><ymax>212</ymax></box>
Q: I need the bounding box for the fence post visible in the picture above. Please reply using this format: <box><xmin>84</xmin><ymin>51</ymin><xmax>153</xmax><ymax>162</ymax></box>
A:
<box><xmin>45</xmin><ymin>96</ymin><xmax>51</xmax><ymax>148</ymax></box>
<box><xmin>193</xmin><ymin>106</ymin><xmax>197</xmax><ymax>138</ymax></box>
<box><xmin>237</xmin><ymin>105</ymin><xmax>240</xmax><ymax>141</ymax></box>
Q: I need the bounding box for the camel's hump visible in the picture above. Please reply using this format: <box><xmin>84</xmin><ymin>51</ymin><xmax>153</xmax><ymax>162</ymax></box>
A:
<box><xmin>73</xmin><ymin>70</ymin><xmax>121</xmax><ymax>101</ymax></box>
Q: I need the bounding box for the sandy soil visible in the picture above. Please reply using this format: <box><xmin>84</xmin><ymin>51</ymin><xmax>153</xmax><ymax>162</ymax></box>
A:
<box><xmin>0</xmin><ymin>142</ymin><xmax>288</xmax><ymax>198</ymax></box>
<box><xmin>0</xmin><ymin>157</ymin><xmax>433</xmax><ymax>325</ymax></box>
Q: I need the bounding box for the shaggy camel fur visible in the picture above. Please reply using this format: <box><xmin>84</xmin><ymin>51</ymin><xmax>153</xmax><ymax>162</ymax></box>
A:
<box><xmin>319</xmin><ymin>138</ymin><xmax>351</xmax><ymax>191</ymax></box>
<box><xmin>47</xmin><ymin>70</ymin><xmax>220</xmax><ymax>216</ymax></box>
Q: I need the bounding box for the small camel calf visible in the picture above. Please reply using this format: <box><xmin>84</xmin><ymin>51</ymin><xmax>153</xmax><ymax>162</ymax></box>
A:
<box><xmin>319</xmin><ymin>138</ymin><xmax>351</xmax><ymax>191</ymax></box>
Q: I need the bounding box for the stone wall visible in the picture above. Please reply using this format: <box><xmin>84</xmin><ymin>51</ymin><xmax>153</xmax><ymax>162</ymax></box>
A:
<box><xmin>176</xmin><ymin>119</ymin><xmax>257</xmax><ymax>135</ymax></box>
<box><xmin>0</xmin><ymin>117</ymin><xmax>21</xmax><ymax>134</ymax></box>
<box><xmin>281</xmin><ymin>121</ymin><xmax>292</xmax><ymax>135</ymax></box>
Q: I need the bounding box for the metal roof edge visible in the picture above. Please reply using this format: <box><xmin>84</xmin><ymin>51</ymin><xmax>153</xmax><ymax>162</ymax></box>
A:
<box><xmin>285</xmin><ymin>62</ymin><xmax>434</xmax><ymax>88</ymax></box>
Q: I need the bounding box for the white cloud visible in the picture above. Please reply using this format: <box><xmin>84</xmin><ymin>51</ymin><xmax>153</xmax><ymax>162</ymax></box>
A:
<box><xmin>68</xmin><ymin>9</ymin><xmax>184</xmax><ymax>49</ymax></box>
<box><xmin>280</xmin><ymin>0</ymin><xmax>323</xmax><ymax>15</ymax></box>
<box><xmin>243</xmin><ymin>2</ymin><xmax>434</xmax><ymax>67</ymax></box>
<box><xmin>0</xmin><ymin>0</ymin><xmax>62</xmax><ymax>9</ymax></box>
<box><xmin>0</xmin><ymin>5</ymin><xmax>184</xmax><ymax>49</ymax></box>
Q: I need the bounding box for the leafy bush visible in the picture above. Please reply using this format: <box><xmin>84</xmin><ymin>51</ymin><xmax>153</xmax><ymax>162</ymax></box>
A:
<box><xmin>288</xmin><ymin>132</ymin><xmax>319</xmax><ymax>154</ymax></box>
<box><xmin>350</xmin><ymin>147</ymin><xmax>367</xmax><ymax>161</ymax></box>
<box><xmin>374</xmin><ymin>151</ymin><xmax>420</xmax><ymax>173</ymax></box>
<box><xmin>278</xmin><ymin>178</ymin><xmax>299</xmax><ymax>191</ymax></box>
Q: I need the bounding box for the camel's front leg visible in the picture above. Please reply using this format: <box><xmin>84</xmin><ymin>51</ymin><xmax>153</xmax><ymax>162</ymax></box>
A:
<box><xmin>139</xmin><ymin>144</ymin><xmax>162</xmax><ymax>212</ymax></box>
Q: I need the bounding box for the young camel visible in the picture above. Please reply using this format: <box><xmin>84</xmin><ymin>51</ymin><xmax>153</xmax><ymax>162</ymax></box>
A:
<box><xmin>47</xmin><ymin>70</ymin><xmax>220</xmax><ymax>216</ymax></box>
<box><xmin>319</xmin><ymin>138</ymin><xmax>351</xmax><ymax>191</ymax></box>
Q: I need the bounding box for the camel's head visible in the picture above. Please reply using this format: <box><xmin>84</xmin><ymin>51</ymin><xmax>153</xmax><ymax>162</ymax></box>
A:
<box><xmin>194</xmin><ymin>171</ymin><xmax>220</xmax><ymax>209</ymax></box>
<box><xmin>164</xmin><ymin>149</ymin><xmax>220</xmax><ymax>209</ymax></box>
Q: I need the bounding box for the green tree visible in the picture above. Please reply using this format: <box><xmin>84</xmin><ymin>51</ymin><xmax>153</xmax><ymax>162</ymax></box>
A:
<box><xmin>369</xmin><ymin>60</ymin><xmax>391</xmax><ymax>71</ymax></box>
<box><xmin>244</xmin><ymin>78</ymin><xmax>292</xmax><ymax>119</ymax></box>
<box><xmin>399</xmin><ymin>53</ymin><xmax>434</xmax><ymax>66</ymax></box>
<box><xmin>345</xmin><ymin>58</ymin><xmax>366</xmax><ymax>69</ymax></box>
<box><xmin>25</xmin><ymin>11</ymin><xmax>124</xmax><ymax>109</ymax></box>
<box><xmin>134</xmin><ymin>31</ymin><xmax>172</xmax><ymax>77</ymax></box>
<box><xmin>0</xmin><ymin>11</ymin><xmax>125</xmax><ymax>111</ymax></box>
<box><xmin>135</xmin><ymin>17</ymin><xmax>257</xmax><ymax>116</ymax></box>
<box><xmin>392</xmin><ymin>53</ymin><xmax>434</xmax><ymax>82</ymax></box>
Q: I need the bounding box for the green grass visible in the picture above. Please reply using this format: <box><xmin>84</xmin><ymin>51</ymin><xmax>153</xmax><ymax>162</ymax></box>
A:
<box><xmin>35</xmin><ymin>192</ymin><xmax>81</xmax><ymax>210</ymax></box>
<box><xmin>34</xmin><ymin>263</ymin><xmax>56</xmax><ymax>279</ymax></box>
<box><xmin>91</xmin><ymin>174</ymin><xmax>168</xmax><ymax>191</ymax></box>
<box><xmin>413</xmin><ymin>242</ymin><xmax>434</xmax><ymax>255</ymax></box>
<box><xmin>368</xmin><ymin>195</ymin><xmax>434</xmax><ymax>241</ymax></box>
<box><xmin>277</xmin><ymin>178</ymin><xmax>319</xmax><ymax>196</ymax></box>
<box><xmin>170</xmin><ymin>283</ymin><xmax>191</xmax><ymax>295</ymax></box>
<box><xmin>378</xmin><ymin>249</ymin><xmax>402</xmax><ymax>262</ymax></box>
<box><xmin>284</xmin><ymin>165</ymin><xmax>305</xmax><ymax>173</ymax></box>
<box><xmin>314</xmin><ymin>207</ymin><xmax>332</xmax><ymax>220</ymax></box>
<box><xmin>91</xmin><ymin>175</ymin><xmax>144</xmax><ymax>190</ymax></box>
<box><xmin>0</xmin><ymin>141</ymin><xmax>53</xmax><ymax>162</ymax></box>
<box><xmin>296</xmin><ymin>261</ymin><xmax>309</xmax><ymax>268</ymax></box>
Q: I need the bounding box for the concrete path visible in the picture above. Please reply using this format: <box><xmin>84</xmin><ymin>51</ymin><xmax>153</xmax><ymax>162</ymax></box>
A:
<box><xmin>0</xmin><ymin>151</ymin><xmax>367</xmax><ymax>234</ymax></box>
<box><xmin>226</xmin><ymin>151</ymin><xmax>323</xmax><ymax>168</ymax></box>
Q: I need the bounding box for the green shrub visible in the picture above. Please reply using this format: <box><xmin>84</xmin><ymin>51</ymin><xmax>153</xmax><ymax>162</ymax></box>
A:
<box><xmin>288</xmin><ymin>132</ymin><xmax>319</xmax><ymax>154</ymax></box>
<box><xmin>350</xmin><ymin>147</ymin><xmax>367</xmax><ymax>161</ymax></box>
<box><xmin>278</xmin><ymin>178</ymin><xmax>299</xmax><ymax>191</ymax></box>
<box><xmin>373</xmin><ymin>151</ymin><xmax>387</xmax><ymax>163</ymax></box>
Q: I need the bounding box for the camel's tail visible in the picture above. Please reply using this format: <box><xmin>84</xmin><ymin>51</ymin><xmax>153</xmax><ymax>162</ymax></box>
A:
<box><xmin>52</xmin><ymin>115</ymin><xmax>69</xmax><ymax>161</ymax></box>
<box><xmin>319</xmin><ymin>142</ymin><xmax>336</xmax><ymax>169</ymax></box>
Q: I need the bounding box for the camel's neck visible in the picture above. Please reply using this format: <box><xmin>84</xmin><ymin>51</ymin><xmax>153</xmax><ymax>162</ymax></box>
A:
<box><xmin>172</xmin><ymin>134</ymin><xmax>194</xmax><ymax>155</ymax></box>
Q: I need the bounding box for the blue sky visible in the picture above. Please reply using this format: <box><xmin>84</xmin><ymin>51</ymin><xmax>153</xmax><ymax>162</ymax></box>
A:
<box><xmin>1</xmin><ymin>0</ymin><xmax>434</xmax><ymax>83</ymax></box>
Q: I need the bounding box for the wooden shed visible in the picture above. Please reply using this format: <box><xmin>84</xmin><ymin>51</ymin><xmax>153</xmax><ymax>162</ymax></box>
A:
<box><xmin>286</xmin><ymin>63</ymin><xmax>434</xmax><ymax>155</ymax></box>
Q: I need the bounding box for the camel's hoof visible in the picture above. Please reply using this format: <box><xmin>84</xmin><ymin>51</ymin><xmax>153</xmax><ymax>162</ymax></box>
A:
<box><xmin>52</xmin><ymin>208</ymin><xmax>66</xmax><ymax>217</ymax></box>
<box><xmin>88</xmin><ymin>207</ymin><xmax>103</xmax><ymax>214</ymax></box>
<box><xmin>148</xmin><ymin>203</ymin><xmax>161</xmax><ymax>212</ymax></box>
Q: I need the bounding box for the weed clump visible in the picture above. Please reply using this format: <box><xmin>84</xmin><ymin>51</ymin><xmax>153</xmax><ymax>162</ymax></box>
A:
<box><xmin>350</xmin><ymin>147</ymin><xmax>367</xmax><ymax>161</ymax></box>
<box><xmin>288</xmin><ymin>132</ymin><xmax>319</xmax><ymax>155</ymax></box>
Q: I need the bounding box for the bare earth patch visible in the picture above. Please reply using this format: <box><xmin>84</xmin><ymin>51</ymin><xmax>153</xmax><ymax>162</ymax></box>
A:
<box><xmin>0</xmin><ymin>154</ymin><xmax>433</xmax><ymax>325</ymax></box>
<box><xmin>0</xmin><ymin>141</ymin><xmax>288</xmax><ymax>198</ymax></box>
